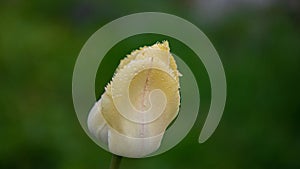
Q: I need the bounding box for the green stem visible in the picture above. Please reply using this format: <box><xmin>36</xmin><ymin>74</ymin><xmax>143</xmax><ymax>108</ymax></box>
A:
<box><xmin>109</xmin><ymin>154</ymin><xmax>122</xmax><ymax>169</ymax></box>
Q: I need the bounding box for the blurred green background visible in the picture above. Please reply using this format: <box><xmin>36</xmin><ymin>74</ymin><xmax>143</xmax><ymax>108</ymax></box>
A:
<box><xmin>1</xmin><ymin>0</ymin><xmax>300</xmax><ymax>169</ymax></box>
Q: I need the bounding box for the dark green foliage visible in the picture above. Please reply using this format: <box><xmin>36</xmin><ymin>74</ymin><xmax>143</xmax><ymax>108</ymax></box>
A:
<box><xmin>0</xmin><ymin>1</ymin><xmax>299</xmax><ymax>169</ymax></box>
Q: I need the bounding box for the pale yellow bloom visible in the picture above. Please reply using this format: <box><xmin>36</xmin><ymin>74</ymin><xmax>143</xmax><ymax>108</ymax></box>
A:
<box><xmin>87</xmin><ymin>41</ymin><xmax>181</xmax><ymax>158</ymax></box>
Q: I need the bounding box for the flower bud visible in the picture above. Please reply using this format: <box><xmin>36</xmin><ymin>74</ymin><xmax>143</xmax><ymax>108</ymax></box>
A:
<box><xmin>87</xmin><ymin>41</ymin><xmax>181</xmax><ymax>158</ymax></box>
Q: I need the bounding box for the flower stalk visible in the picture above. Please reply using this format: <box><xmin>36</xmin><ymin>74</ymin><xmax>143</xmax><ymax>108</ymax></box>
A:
<box><xmin>109</xmin><ymin>154</ymin><xmax>122</xmax><ymax>169</ymax></box>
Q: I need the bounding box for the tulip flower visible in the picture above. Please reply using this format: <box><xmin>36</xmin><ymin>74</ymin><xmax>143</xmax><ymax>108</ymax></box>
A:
<box><xmin>87</xmin><ymin>41</ymin><xmax>181</xmax><ymax>158</ymax></box>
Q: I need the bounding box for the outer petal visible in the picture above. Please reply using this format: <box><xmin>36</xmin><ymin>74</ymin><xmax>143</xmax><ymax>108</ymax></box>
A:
<box><xmin>87</xmin><ymin>99</ymin><xmax>108</xmax><ymax>144</ymax></box>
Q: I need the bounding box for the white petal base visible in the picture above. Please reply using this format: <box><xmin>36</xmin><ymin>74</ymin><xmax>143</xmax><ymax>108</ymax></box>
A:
<box><xmin>108</xmin><ymin>128</ymin><xmax>164</xmax><ymax>158</ymax></box>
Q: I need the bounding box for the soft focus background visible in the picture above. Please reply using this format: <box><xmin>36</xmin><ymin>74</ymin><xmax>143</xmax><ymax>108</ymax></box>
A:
<box><xmin>1</xmin><ymin>0</ymin><xmax>300</xmax><ymax>169</ymax></box>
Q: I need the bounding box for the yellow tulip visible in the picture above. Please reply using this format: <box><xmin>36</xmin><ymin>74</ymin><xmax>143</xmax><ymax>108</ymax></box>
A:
<box><xmin>87</xmin><ymin>41</ymin><xmax>181</xmax><ymax>158</ymax></box>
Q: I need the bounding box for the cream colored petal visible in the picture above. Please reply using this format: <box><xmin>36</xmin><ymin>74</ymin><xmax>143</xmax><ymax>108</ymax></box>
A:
<box><xmin>136</xmin><ymin>48</ymin><xmax>170</xmax><ymax>66</ymax></box>
<box><xmin>111</xmin><ymin>58</ymin><xmax>174</xmax><ymax>123</ymax></box>
<box><xmin>103</xmin><ymin>68</ymin><xmax>179</xmax><ymax>139</ymax></box>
